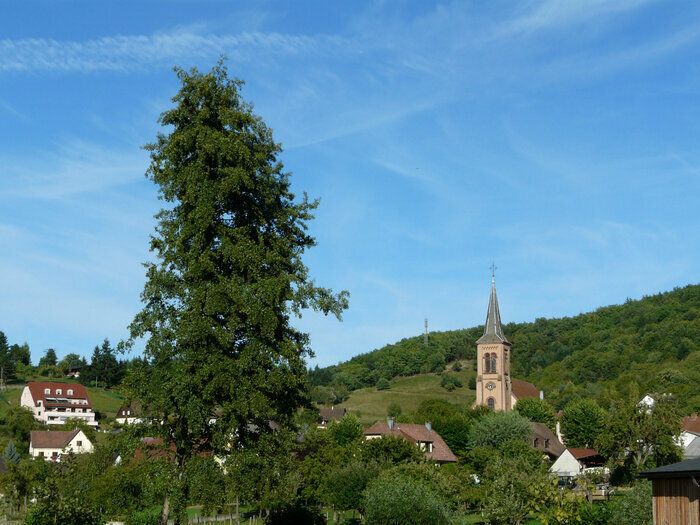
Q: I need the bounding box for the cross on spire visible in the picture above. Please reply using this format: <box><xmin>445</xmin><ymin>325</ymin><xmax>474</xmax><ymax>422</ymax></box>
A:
<box><xmin>490</xmin><ymin>261</ymin><xmax>497</xmax><ymax>282</ymax></box>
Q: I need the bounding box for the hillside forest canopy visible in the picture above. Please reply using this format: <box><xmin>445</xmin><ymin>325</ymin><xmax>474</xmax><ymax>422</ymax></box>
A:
<box><xmin>311</xmin><ymin>283</ymin><xmax>700</xmax><ymax>412</ymax></box>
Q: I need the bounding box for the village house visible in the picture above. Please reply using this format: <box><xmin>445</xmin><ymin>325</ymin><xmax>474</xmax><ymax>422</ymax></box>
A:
<box><xmin>363</xmin><ymin>417</ymin><xmax>458</xmax><ymax>464</ymax></box>
<box><xmin>681</xmin><ymin>413</ymin><xmax>700</xmax><ymax>460</ymax></box>
<box><xmin>641</xmin><ymin>456</ymin><xmax>700</xmax><ymax>525</ymax></box>
<box><xmin>317</xmin><ymin>406</ymin><xmax>346</xmax><ymax>428</ymax></box>
<box><xmin>531</xmin><ymin>422</ymin><xmax>565</xmax><ymax>460</ymax></box>
<box><xmin>29</xmin><ymin>429</ymin><xmax>94</xmax><ymax>461</ymax></box>
<box><xmin>116</xmin><ymin>402</ymin><xmax>144</xmax><ymax>425</ymax></box>
<box><xmin>66</xmin><ymin>366</ymin><xmax>81</xmax><ymax>379</ymax></box>
<box><xmin>549</xmin><ymin>447</ymin><xmax>606</xmax><ymax>481</ymax></box>
<box><xmin>20</xmin><ymin>381</ymin><xmax>98</xmax><ymax>427</ymax></box>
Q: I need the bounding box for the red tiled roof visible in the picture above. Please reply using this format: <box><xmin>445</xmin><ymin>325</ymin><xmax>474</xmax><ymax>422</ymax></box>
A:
<box><xmin>512</xmin><ymin>378</ymin><xmax>539</xmax><ymax>400</ymax></box>
<box><xmin>31</xmin><ymin>429</ymin><xmax>80</xmax><ymax>449</ymax></box>
<box><xmin>569</xmin><ymin>447</ymin><xmax>600</xmax><ymax>460</ymax></box>
<box><xmin>319</xmin><ymin>407</ymin><xmax>346</xmax><ymax>422</ymax></box>
<box><xmin>683</xmin><ymin>414</ymin><xmax>700</xmax><ymax>434</ymax></box>
<box><xmin>363</xmin><ymin>421</ymin><xmax>457</xmax><ymax>463</ymax></box>
<box><xmin>26</xmin><ymin>381</ymin><xmax>92</xmax><ymax>409</ymax></box>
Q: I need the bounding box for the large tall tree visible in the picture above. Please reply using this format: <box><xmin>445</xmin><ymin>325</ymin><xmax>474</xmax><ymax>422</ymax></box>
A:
<box><xmin>127</xmin><ymin>62</ymin><xmax>348</xmax><ymax>524</ymax></box>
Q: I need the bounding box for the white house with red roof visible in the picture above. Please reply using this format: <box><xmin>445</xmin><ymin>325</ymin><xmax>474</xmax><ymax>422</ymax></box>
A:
<box><xmin>363</xmin><ymin>418</ymin><xmax>458</xmax><ymax>463</ymax></box>
<box><xmin>29</xmin><ymin>429</ymin><xmax>93</xmax><ymax>461</ymax></box>
<box><xmin>549</xmin><ymin>447</ymin><xmax>605</xmax><ymax>479</ymax></box>
<box><xmin>21</xmin><ymin>381</ymin><xmax>97</xmax><ymax>427</ymax></box>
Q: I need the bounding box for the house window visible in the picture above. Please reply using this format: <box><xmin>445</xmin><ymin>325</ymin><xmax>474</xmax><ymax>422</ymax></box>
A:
<box><xmin>56</xmin><ymin>389</ymin><xmax>62</xmax><ymax>395</ymax></box>
<box><xmin>77</xmin><ymin>441</ymin><xmax>82</xmax><ymax>447</ymax></box>
<box><xmin>44</xmin><ymin>388</ymin><xmax>50</xmax><ymax>394</ymax></box>
<box><xmin>67</xmin><ymin>389</ymin><xmax>73</xmax><ymax>396</ymax></box>
<box><xmin>38</xmin><ymin>451</ymin><xmax>44</xmax><ymax>458</ymax></box>
<box><xmin>487</xmin><ymin>397</ymin><xmax>496</xmax><ymax>411</ymax></box>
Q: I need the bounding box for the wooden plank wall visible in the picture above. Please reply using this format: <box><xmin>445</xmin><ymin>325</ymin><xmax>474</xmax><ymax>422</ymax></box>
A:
<box><xmin>652</xmin><ymin>477</ymin><xmax>700</xmax><ymax>525</ymax></box>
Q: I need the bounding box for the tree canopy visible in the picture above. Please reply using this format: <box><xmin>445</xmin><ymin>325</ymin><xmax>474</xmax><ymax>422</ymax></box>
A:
<box><xmin>125</xmin><ymin>62</ymin><xmax>347</xmax><ymax>524</ymax></box>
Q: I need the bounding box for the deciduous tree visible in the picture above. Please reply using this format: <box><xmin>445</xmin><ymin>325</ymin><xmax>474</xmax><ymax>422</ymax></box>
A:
<box><xmin>515</xmin><ymin>397</ymin><xmax>556</xmax><ymax>430</ymax></box>
<box><xmin>126</xmin><ymin>62</ymin><xmax>348</xmax><ymax>524</ymax></box>
<box><xmin>561</xmin><ymin>398</ymin><xmax>606</xmax><ymax>448</ymax></box>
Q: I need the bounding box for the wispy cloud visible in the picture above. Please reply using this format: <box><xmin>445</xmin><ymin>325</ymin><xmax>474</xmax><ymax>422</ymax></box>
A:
<box><xmin>493</xmin><ymin>0</ymin><xmax>656</xmax><ymax>39</ymax></box>
<box><xmin>0</xmin><ymin>99</ymin><xmax>29</xmax><ymax>121</ymax></box>
<box><xmin>0</xmin><ymin>29</ymin><xmax>350</xmax><ymax>73</ymax></box>
<box><xmin>0</xmin><ymin>139</ymin><xmax>147</xmax><ymax>199</ymax></box>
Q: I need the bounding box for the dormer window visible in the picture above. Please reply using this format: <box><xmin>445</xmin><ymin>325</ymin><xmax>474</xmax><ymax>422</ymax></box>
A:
<box><xmin>56</xmin><ymin>389</ymin><xmax>62</xmax><ymax>395</ymax></box>
<box><xmin>67</xmin><ymin>389</ymin><xmax>73</xmax><ymax>396</ymax></box>
<box><xmin>44</xmin><ymin>388</ymin><xmax>50</xmax><ymax>395</ymax></box>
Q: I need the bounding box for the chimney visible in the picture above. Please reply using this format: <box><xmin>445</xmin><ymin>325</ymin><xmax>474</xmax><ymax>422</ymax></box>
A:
<box><xmin>387</xmin><ymin>417</ymin><xmax>394</xmax><ymax>430</ymax></box>
<box><xmin>425</xmin><ymin>421</ymin><xmax>432</xmax><ymax>431</ymax></box>
<box><xmin>539</xmin><ymin>390</ymin><xmax>544</xmax><ymax>400</ymax></box>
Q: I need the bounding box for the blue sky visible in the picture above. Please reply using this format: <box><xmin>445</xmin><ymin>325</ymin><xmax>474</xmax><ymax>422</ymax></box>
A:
<box><xmin>1</xmin><ymin>0</ymin><xmax>699</xmax><ymax>367</ymax></box>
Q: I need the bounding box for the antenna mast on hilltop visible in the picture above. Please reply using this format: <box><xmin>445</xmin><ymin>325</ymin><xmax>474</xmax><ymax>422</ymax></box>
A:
<box><xmin>424</xmin><ymin>318</ymin><xmax>429</xmax><ymax>346</ymax></box>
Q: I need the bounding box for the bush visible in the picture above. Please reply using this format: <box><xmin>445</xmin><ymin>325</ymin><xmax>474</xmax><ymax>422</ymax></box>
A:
<box><xmin>376</xmin><ymin>377</ymin><xmax>390</xmax><ymax>390</ymax></box>
<box><xmin>387</xmin><ymin>402</ymin><xmax>402</xmax><ymax>418</ymax></box>
<box><xmin>324</xmin><ymin>460</ymin><xmax>378</xmax><ymax>512</ymax></box>
<box><xmin>265</xmin><ymin>502</ymin><xmax>326</xmax><ymax>525</ymax></box>
<box><xmin>440</xmin><ymin>374</ymin><xmax>462</xmax><ymax>391</ymax></box>
<box><xmin>452</xmin><ymin>361</ymin><xmax>463</xmax><ymax>372</ymax></box>
<box><xmin>577</xmin><ymin>501</ymin><xmax>613</xmax><ymax>525</ymax></box>
<box><xmin>126</xmin><ymin>507</ymin><xmax>161</xmax><ymax>525</ymax></box>
<box><xmin>609</xmin><ymin>481</ymin><xmax>653</xmax><ymax>525</ymax></box>
<box><xmin>360</xmin><ymin>436</ymin><xmax>423</xmax><ymax>465</ymax></box>
<box><xmin>328</xmin><ymin>414</ymin><xmax>363</xmax><ymax>446</ymax></box>
<box><xmin>467</xmin><ymin>375</ymin><xmax>476</xmax><ymax>389</ymax></box>
<box><xmin>363</xmin><ymin>473</ymin><xmax>449</xmax><ymax>525</ymax></box>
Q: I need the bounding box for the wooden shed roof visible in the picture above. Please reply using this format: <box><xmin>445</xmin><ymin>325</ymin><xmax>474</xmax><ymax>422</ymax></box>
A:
<box><xmin>641</xmin><ymin>457</ymin><xmax>700</xmax><ymax>478</ymax></box>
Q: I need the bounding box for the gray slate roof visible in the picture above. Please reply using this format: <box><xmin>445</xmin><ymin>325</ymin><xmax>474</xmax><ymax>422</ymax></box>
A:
<box><xmin>476</xmin><ymin>277</ymin><xmax>510</xmax><ymax>345</ymax></box>
<box><xmin>640</xmin><ymin>456</ymin><xmax>700</xmax><ymax>478</ymax></box>
<box><xmin>685</xmin><ymin>435</ymin><xmax>700</xmax><ymax>460</ymax></box>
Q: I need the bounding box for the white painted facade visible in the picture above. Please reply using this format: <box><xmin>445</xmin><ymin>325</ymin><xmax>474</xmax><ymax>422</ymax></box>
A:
<box><xmin>549</xmin><ymin>449</ymin><xmax>584</xmax><ymax>478</ymax></box>
<box><xmin>21</xmin><ymin>384</ymin><xmax>97</xmax><ymax>427</ymax></box>
<box><xmin>30</xmin><ymin>430</ymin><xmax>94</xmax><ymax>461</ymax></box>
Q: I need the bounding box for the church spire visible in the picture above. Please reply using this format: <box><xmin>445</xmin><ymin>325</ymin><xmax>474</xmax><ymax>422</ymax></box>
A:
<box><xmin>476</xmin><ymin>273</ymin><xmax>510</xmax><ymax>345</ymax></box>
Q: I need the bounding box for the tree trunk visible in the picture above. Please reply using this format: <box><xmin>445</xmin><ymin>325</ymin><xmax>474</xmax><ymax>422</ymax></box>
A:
<box><xmin>161</xmin><ymin>494</ymin><xmax>171</xmax><ymax>525</ymax></box>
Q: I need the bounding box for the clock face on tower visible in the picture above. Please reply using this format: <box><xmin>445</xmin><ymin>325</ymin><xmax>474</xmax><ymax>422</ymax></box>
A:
<box><xmin>486</xmin><ymin>381</ymin><xmax>496</xmax><ymax>391</ymax></box>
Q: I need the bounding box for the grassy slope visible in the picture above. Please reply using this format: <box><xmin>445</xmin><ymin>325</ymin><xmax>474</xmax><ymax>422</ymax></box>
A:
<box><xmin>341</xmin><ymin>361</ymin><xmax>475</xmax><ymax>424</ymax></box>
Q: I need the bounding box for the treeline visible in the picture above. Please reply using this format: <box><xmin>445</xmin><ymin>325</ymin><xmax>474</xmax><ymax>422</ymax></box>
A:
<box><xmin>0</xmin><ymin>396</ymin><xmax>668</xmax><ymax>524</ymax></box>
<box><xmin>312</xmin><ymin>284</ymin><xmax>700</xmax><ymax>411</ymax></box>
<box><xmin>0</xmin><ymin>331</ymin><xmax>135</xmax><ymax>389</ymax></box>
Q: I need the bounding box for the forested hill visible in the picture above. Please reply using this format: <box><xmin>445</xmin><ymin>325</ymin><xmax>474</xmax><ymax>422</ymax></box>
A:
<box><xmin>310</xmin><ymin>284</ymin><xmax>700</xmax><ymax>411</ymax></box>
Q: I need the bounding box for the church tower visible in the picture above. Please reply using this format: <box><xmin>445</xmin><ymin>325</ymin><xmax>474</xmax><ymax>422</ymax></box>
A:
<box><xmin>475</xmin><ymin>274</ymin><xmax>512</xmax><ymax>411</ymax></box>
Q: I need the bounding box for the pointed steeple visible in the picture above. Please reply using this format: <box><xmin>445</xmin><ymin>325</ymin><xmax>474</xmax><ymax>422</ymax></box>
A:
<box><xmin>476</xmin><ymin>274</ymin><xmax>510</xmax><ymax>345</ymax></box>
